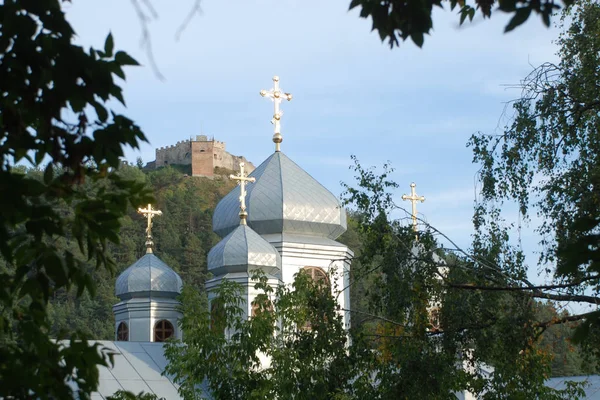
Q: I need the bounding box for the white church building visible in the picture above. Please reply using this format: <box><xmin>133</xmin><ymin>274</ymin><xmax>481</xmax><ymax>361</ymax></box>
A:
<box><xmin>75</xmin><ymin>76</ymin><xmax>353</xmax><ymax>399</ymax></box>
<box><xmin>66</xmin><ymin>76</ymin><xmax>599</xmax><ymax>400</ymax></box>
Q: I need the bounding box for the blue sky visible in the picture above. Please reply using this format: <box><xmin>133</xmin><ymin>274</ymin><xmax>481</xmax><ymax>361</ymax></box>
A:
<box><xmin>64</xmin><ymin>1</ymin><xmax>562</xmax><ymax>284</ymax></box>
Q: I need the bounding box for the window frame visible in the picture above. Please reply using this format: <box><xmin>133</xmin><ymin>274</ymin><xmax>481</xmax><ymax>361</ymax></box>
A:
<box><xmin>116</xmin><ymin>322</ymin><xmax>129</xmax><ymax>341</ymax></box>
<box><xmin>153</xmin><ymin>319</ymin><xmax>174</xmax><ymax>342</ymax></box>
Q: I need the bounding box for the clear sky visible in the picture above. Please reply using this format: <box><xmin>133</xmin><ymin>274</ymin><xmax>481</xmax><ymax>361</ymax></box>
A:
<box><xmin>64</xmin><ymin>1</ymin><xmax>561</xmax><ymax>282</ymax></box>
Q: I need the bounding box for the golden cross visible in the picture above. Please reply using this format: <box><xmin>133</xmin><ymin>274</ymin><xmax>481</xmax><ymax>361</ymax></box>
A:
<box><xmin>401</xmin><ymin>183</ymin><xmax>425</xmax><ymax>234</ymax></box>
<box><xmin>260</xmin><ymin>75</ymin><xmax>293</xmax><ymax>152</ymax></box>
<box><xmin>137</xmin><ymin>204</ymin><xmax>162</xmax><ymax>253</ymax></box>
<box><xmin>230</xmin><ymin>162</ymin><xmax>256</xmax><ymax>224</ymax></box>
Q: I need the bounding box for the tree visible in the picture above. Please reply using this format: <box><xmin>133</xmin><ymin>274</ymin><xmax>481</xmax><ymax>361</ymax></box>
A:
<box><xmin>44</xmin><ymin>164</ymin><xmax>234</xmax><ymax>342</ymax></box>
<box><xmin>340</xmin><ymin>159</ymin><xmax>587</xmax><ymax>399</ymax></box>
<box><xmin>0</xmin><ymin>1</ymin><xmax>151</xmax><ymax>398</ymax></box>
<box><xmin>350</xmin><ymin>0</ymin><xmax>574</xmax><ymax>48</ymax></box>
<box><xmin>468</xmin><ymin>0</ymin><xmax>600</xmax><ymax>345</ymax></box>
<box><xmin>137</xmin><ymin>0</ymin><xmax>573</xmax><ymax>53</ymax></box>
<box><xmin>164</xmin><ymin>272</ymin><xmax>378</xmax><ymax>399</ymax></box>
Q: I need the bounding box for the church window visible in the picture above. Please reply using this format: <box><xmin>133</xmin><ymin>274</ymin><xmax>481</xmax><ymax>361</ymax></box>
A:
<box><xmin>251</xmin><ymin>298</ymin><xmax>273</xmax><ymax>317</ymax></box>
<box><xmin>299</xmin><ymin>267</ymin><xmax>330</xmax><ymax>331</ymax></box>
<box><xmin>301</xmin><ymin>266</ymin><xmax>330</xmax><ymax>288</ymax></box>
<box><xmin>210</xmin><ymin>300</ymin><xmax>226</xmax><ymax>334</ymax></box>
<box><xmin>153</xmin><ymin>319</ymin><xmax>174</xmax><ymax>342</ymax></box>
<box><xmin>116</xmin><ymin>322</ymin><xmax>129</xmax><ymax>341</ymax></box>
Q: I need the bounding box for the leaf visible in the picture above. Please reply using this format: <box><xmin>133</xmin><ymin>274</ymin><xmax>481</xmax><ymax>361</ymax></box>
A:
<box><xmin>410</xmin><ymin>31</ymin><xmax>424</xmax><ymax>48</ymax></box>
<box><xmin>35</xmin><ymin>150</ymin><xmax>46</xmax><ymax>166</ymax></box>
<box><xmin>459</xmin><ymin>7</ymin><xmax>470</xmax><ymax>25</ymax></box>
<box><xmin>542</xmin><ymin>10</ymin><xmax>551</xmax><ymax>27</ymax></box>
<box><xmin>348</xmin><ymin>0</ymin><xmax>361</xmax><ymax>10</ymax></box>
<box><xmin>114</xmin><ymin>51</ymin><xmax>139</xmax><ymax>67</ymax></box>
<box><xmin>93</xmin><ymin>101</ymin><xmax>108</xmax><ymax>123</ymax></box>
<box><xmin>43</xmin><ymin>163</ymin><xmax>53</xmax><ymax>184</ymax></box>
<box><xmin>504</xmin><ymin>7</ymin><xmax>531</xmax><ymax>33</ymax></box>
<box><xmin>104</xmin><ymin>32</ymin><xmax>114</xmax><ymax>57</ymax></box>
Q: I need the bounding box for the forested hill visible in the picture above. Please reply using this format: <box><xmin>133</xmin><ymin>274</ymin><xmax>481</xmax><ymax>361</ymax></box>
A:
<box><xmin>48</xmin><ymin>164</ymin><xmax>238</xmax><ymax>340</ymax></box>
<box><xmin>44</xmin><ymin>164</ymin><xmax>591</xmax><ymax>377</ymax></box>
<box><xmin>46</xmin><ymin>163</ymin><xmax>362</xmax><ymax>341</ymax></box>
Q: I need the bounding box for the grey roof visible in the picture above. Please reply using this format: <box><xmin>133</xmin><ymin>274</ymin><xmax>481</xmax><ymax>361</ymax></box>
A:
<box><xmin>213</xmin><ymin>152</ymin><xmax>347</xmax><ymax>239</ymax></box>
<box><xmin>546</xmin><ymin>375</ymin><xmax>600</xmax><ymax>399</ymax></box>
<box><xmin>66</xmin><ymin>340</ymin><xmax>183</xmax><ymax>400</ymax></box>
<box><xmin>115</xmin><ymin>253</ymin><xmax>183</xmax><ymax>300</ymax></box>
<box><xmin>208</xmin><ymin>224</ymin><xmax>281</xmax><ymax>276</ymax></box>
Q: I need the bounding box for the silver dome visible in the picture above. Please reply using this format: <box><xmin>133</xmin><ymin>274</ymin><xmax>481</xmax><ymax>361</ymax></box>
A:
<box><xmin>208</xmin><ymin>224</ymin><xmax>281</xmax><ymax>276</ymax></box>
<box><xmin>115</xmin><ymin>253</ymin><xmax>183</xmax><ymax>300</ymax></box>
<box><xmin>213</xmin><ymin>152</ymin><xmax>347</xmax><ymax>239</ymax></box>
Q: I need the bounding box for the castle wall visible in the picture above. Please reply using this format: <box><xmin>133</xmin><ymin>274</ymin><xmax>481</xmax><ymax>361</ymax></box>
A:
<box><xmin>154</xmin><ymin>135</ymin><xmax>255</xmax><ymax>177</ymax></box>
<box><xmin>156</xmin><ymin>140</ymin><xmax>192</xmax><ymax>167</ymax></box>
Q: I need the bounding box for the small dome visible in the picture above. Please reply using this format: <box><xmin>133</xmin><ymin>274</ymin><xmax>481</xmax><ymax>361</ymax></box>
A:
<box><xmin>213</xmin><ymin>152</ymin><xmax>347</xmax><ymax>239</ymax></box>
<box><xmin>208</xmin><ymin>224</ymin><xmax>281</xmax><ymax>276</ymax></box>
<box><xmin>115</xmin><ymin>253</ymin><xmax>183</xmax><ymax>300</ymax></box>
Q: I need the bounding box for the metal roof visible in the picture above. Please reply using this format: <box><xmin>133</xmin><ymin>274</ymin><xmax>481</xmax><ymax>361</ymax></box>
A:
<box><xmin>213</xmin><ymin>152</ymin><xmax>347</xmax><ymax>240</ymax></box>
<box><xmin>115</xmin><ymin>254</ymin><xmax>183</xmax><ymax>299</ymax></box>
<box><xmin>208</xmin><ymin>224</ymin><xmax>281</xmax><ymax>276</ymax></box>
<box><xmin>66</xmin><ymin>341</ymin><xmax>182</xmax><ymax>400</ymax></box>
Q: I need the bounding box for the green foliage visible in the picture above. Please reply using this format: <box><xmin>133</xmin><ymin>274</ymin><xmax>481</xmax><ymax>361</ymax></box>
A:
<box><xmin>340</xmin><ymin>157</ymin><xmax>586</xmax><ymax>398</ymax></box>
<box><xmin>44</xmin><ymin>165</ymin><xmax>235</xmax><ymax>339</ymax></box>
<box><xmin>108</xmin><ymin>390</ymin><xmax>162</xmax><ymax>400</ymax></box>
<box><xmin>535</xmin><ymin>303</ymin><xmax>597</xmax><ymax>377</ymax></box>
<box><xmin>468</xmin><ymin>0</ymin><xmax>600</xmax><ymax>343</ymax></box>
<box><xmin>0</xmin><ymin>0</ymin><xmax>153</xmax><ymax>398</ymax></box>
<box><xmin>165</xmin><ymin>271</ymin><xmax>378</xmax><ymax>399</ymax></box>
<box><xmin>349</xmin><ymin>0</ymin><xmax>573</xmax><ymax>48</ymax></box>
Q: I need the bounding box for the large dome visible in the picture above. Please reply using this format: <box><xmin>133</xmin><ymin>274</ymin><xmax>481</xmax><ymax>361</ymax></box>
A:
<box><xmin>208</xmin><ymin>224</ymin><xmax>281</xmax><ymax>277</ymax></box>
<box><xmin>213</xmin><ymin>152</ymin><xmax>347</xmax><ymax>239</ymax></box>
<box><xmin>115</xmin><ymin>253</ymin><xmax>183</xmax><ymax>300</ymax></box>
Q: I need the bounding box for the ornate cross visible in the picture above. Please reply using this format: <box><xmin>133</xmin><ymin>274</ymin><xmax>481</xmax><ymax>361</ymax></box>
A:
<box><xmin>230</xmin><ymin>162</ymin><xmax>256</xmax><ymax>224</ymax></box>
<box><xmin>137</xmin><ymin>203</ymin><xmax>162</xmax><ymax>253</ymax></box>
<box><xmin>260</xmin><ymin>75</ymin><xmax>293</xmax><ymax>152</ymax></box>
<box><xmin>401</xmin><ymin>183</ymin><xmax>425</xmax><ymax>234</ymax></box>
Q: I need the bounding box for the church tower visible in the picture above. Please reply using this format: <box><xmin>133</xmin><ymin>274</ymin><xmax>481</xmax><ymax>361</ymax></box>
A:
<box><xmin>206</xmin><ymin>163</ymin><xmax>282</xmax><ymax>321</ymax></box>
<box><xmin>210</xmin><ymin>76</ymin><xmax>352</xmax><ymax>328</ymax></box>
<box><xmin>112</xmin><ymin>204</ymin><xmax>183</xmax><ymax>342</ymax></box>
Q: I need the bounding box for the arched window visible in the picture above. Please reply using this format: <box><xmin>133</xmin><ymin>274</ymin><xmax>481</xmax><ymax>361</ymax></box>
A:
<box><xmin>153</xmin><ymin>319</ymin><xmax>174</xmax><ymax>342</ymax></box>
<box><xmin>299</xmin><ymin>267</ymin><xmax>330</xmax><ymax>331</ymax></box>
<box><xmin>251</xmin><ymin>298</ymin><xmax>273</xmax><ymax>318</ymax></box>
<box><xmin>210</xmin><ymin>300</ymin><xmax>226</xmax><ymax>334</ymax></box>
<box><xmin>301</xmin><ymin>266</ymin><xmax>330</xmax><ymax>288</ymax></box>
<box><xmin>116</xmin><ymin>322</ymin><xmax>129</xmax><ymax>341</ymax></box>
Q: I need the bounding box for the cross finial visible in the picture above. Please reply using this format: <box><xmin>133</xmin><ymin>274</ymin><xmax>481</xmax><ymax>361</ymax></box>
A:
<box><xmin>137</xmin><ymin>204</ymin><xmax>162</xmax><ymax>253</ymax></box>
<box><xmin>230</xmin><ymin>162</ymin><xmax>256</xmax><ymax>225</ymax></box>
<box><xmin>260</xmin><ymin>75</ymin><xmax>293</xmax><ymax>152</ymax></box>
<box><xmin>401</xmin><ymin>182</ymin><xmax>425</xmax><ymax>236</ymax></box>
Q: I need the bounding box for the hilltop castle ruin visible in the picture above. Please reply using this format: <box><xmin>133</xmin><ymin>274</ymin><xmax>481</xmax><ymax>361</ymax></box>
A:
<box><xmin>149</xmin><ymin>135</ymin><xmax>255</xmax><ymax>177</ymax></box>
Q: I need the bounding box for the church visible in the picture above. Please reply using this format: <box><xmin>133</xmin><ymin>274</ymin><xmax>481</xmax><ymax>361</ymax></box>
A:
<box><xmin>77</xmin><ymin>76</ymin><xmax>353</xmax><ymax>399</ymax></box>
<box><xmin>67</xmin><ymin>76</ymin><xmax>600</xmax><ymax>400</ymax></box>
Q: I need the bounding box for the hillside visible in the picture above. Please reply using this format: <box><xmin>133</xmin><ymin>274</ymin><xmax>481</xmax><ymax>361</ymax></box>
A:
<box><xmin>48</xmin><ymin>165</ymin><xmax>237</xmax><ymax>339</ymax></box>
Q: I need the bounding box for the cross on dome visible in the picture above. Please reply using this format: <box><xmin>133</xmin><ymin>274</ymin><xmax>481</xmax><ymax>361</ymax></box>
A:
<box><xmin>137</xmin><ymin>203</ymin><xmax>162</xmax><ymax>253</ymax></box>
<box><xmin>401</xmin><ymin>182</ymin><xmax>425</xmax><ymax>235</ymax></box>
<box><xmin>260</xmin><ymin>75</ymin><xmax>293</xmax><ymax>152</ymax></box>
<box><xmin>230</xmin><ymin>162</ymin><xmax>256</xmax><ymax>225</ymax></box>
